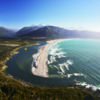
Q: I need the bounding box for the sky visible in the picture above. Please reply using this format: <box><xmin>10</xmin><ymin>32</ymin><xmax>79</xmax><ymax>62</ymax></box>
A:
<box><xmin>0</xmin><ymin>0</ymin><xmax>100</xmax><ymax>31</ymax></box>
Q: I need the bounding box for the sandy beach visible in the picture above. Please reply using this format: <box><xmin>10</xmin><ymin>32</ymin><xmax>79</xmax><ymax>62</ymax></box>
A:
<box><xmin>32</xmin><ymin>39</ymin><xmax>70</xmax><ymax>77</ymax></box>
<box><xmin>0</xmin><ymin>44</ymin><xmax>19</xmax><ymax>47</ymax></box>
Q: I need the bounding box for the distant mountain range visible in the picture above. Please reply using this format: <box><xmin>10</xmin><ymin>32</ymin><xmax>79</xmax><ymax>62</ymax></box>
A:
<box><xmin>16</xmin><ymin>25</ymin><xmax>44</xmax><ymax>36</ymax></box>
<box><xmin>0</xmin><ymin>27</ymin><xmax>17</xmax><ymax>37</ymax></box>
<box><xmin>0</xmin><ymin>25</ymin><xmax>100</xmax><ymax>39</ymax></box>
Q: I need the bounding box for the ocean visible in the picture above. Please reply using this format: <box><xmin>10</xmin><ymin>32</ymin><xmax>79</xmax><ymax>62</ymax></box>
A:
<box><xmin>47</xmin><ymin>39</ymin><xmax>100</xmax><ymax>90</ymax></box>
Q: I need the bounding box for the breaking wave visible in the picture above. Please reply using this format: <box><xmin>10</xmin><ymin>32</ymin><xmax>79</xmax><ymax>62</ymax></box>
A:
<box><xmin>47</xmin><ymin>39</ymin><xmax>100</xmax><ymax>88</ymax></box>
<box><xmin>76</xmin><ymin>82</ymin><xmax>100</xmax><ymax>91</ymax></box>
<box><xmin>47</xmin><ymin>40</ymin><xmax>74</xmax><ymax>77</ymax></box>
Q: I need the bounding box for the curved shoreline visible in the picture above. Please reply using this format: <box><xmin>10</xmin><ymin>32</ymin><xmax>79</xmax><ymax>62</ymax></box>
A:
<box><xmin>0</xmin><ymin>46</ymin><xmax>20</xmax><ymax>72</ymax></box>
<box><xmin>32</xmin><ymin>39</ymin><xmax>71</xmax><ymax>77</ymax></box>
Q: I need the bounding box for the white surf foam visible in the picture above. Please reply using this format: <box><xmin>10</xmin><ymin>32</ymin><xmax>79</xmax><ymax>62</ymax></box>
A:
<box><xmin>57</xmin><ymin>60</ymin><xmax>73</xmax><ymax>75</ymax></box>
<box><xmin>59</xmin><ymin>64</ymin><xmax>65</xmax><ymax>73</ymax></box>
<box><xmin>48</xmin><ymin>50</ymin><xmax>66</xmax><ymax>64</ymax></box>
<box><xmin>76</xmin><ymin>82</ymin><xmax>100</xmax><ymax>91</ymax></box>
<box><xmin>67</xmin><ymin>60</ymin><xmax>73</xmax><ymax>65</ymax></box>
<box><xmin>50</xmin><ymin>55</ymin><xmax>56</xmax><ymax>63</ymax></box>
<box><xmin>67</xmin><ymin>73</ymin><xmax>84</xmax><ymax>78</ymax></box>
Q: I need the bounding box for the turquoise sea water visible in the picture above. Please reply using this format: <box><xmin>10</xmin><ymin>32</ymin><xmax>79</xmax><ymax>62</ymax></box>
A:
<box><xmin>48</xmin><ymin>39</ymin><xmax>100</xmax><ymax>90</ymax></box>
<box><xmin>5</xmin><ymin>39</ymin><xmax>100</xmax><ymax>89</ymax></box>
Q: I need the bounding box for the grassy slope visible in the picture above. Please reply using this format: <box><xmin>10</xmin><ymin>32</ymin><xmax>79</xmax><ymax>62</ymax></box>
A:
<box><xmin>0</xmin><ymin>38</ymin><xmax>98</xmax><ymax>100</ymax></box>
<box><xmin>0</xmin><ymin>72</ymin><xmax>98</xmax><ymax>100</ymax></box>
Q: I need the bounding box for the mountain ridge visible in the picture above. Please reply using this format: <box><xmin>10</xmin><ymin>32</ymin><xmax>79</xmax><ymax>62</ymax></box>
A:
<box><xmin>1</xmin><ymin>25</ymin><xmax>100</xmax><ymax>39</ymax></box>
<box><xmin>0</xmin><ymin>27</ymin><xmax>17</xmax><ymax>37</ymax></box>
<box><xmin>16</xmin><ymin>25</ymin><xmax>100</xmax><ymax>39</ymax></box>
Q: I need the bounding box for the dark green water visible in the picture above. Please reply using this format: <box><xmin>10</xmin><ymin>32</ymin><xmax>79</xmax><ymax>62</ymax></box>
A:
<box><xmin>5</xmin><ymin>39</ymin><xmax>100</xmax><ymax>89</ymax></box>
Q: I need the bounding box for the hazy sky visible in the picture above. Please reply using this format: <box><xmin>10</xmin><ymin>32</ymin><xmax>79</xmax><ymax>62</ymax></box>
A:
<box><xmin>0</xmin><ymin>0</ymin><xmax>100</xmax><ymax>31</ymax></box>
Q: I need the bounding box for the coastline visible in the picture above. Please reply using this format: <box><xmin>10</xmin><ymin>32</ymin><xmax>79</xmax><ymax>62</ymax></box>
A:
<box><xmin>0</xmin><ymin>46</ymin><xmax>20</xmax><ymax>72</ymax></box>
<box><xmin>32</xmin><ymin>38</ymin><xmax>71</xmax><ymax>77</ymax></box>
<box><xmin>0</xmin><ymin>42</ymin><xmax>38</xmax><ymax>72</ymax></box>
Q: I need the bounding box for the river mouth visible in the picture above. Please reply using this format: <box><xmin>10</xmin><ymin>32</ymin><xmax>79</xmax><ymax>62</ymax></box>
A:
<box><xmin>4</xmin><ymin>39</ymin><xmax>100</xmax><ymax>90</ymax></box>
<box><xmin>4</xmin><ymin>41</ymin><xmax>73</xmax><ymax>86</ymax></box>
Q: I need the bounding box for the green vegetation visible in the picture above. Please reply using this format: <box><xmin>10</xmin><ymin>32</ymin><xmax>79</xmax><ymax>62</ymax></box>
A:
<box><xmin>0</xmin><ymin>72</ymin><xmax>98</xmax><ymax>100</ymax></box>
<box><xmin>0</xmin><ymin>38</ymin><xmax>99</xmax><ymax>100</ymax></box>
<box><xmin>0</xmin><ymin>38</ymin><xmax>36</xmax><ymax>70</ymax></box>
<box><xmin>0</xmin><ymin>45</ymin><xmax>16</xmax><ymax>70</ymax></box>
<box><xmin>0</xmin><ymin>38</ymin><xmax>37</xmax><ymax>45</ymax></box>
